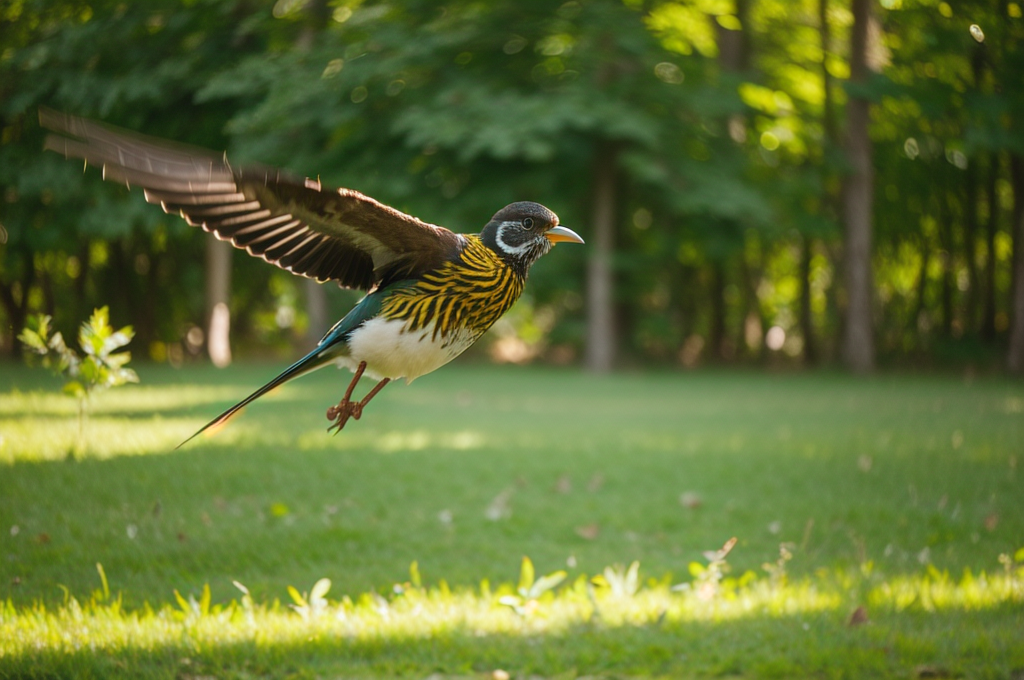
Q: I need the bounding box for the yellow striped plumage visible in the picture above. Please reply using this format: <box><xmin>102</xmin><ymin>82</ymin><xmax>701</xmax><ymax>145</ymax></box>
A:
<box><xmin>380</xmin><ymin>236</ymin><xmax>525</xmax><ymax>345</ymax></box>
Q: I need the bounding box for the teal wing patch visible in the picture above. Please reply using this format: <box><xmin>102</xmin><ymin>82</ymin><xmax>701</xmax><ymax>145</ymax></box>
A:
<box><xmin>317</xmin><ymin>280</ymin><xmax>419</xmax><ymax>348</ymax></box>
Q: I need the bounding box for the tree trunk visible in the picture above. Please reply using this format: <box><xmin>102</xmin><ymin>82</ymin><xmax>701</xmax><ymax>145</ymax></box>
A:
<box><xmin>707</xmin><ymin>0</ymin><xmax>749</xmax><ymax>364</ymax></box>
<box><xmin>964</xmin><ymin>43</ymin><xmax>985</xmax><ymax>334</ymax></box>
<box><xmin>737</xmin><ymin>248</ymin><xmax>767</xmax><ymax>361</ymax></box>
<box><xmin>799</xmin><ymin>234</ymin><xmax>818</xmax><ymax>364</ymax></box>
<box><xmin>815</xmin><ymin>0</ymin><xmax>838</xmax><ymax>364</ymax></box>
<box><xmin>293</xmin><ymin>0</ymin><xmax>331</xmax><ymax>355</ymax></box>
<box><xmin>964</xmin><ymin>159</ymin><xmax>980</xmax><ymax>333</ymax></box>
<box><xmin>716</xmin><ymin>0</ymin><xmax>750</xmax><ymax>74</ymax></box>
<box><xmin>304</xmin><ymin>278</ymin><xmax>329</xmax><ymax>350</ymax></box>
<box><xmin>981</xmin><ymin>154</ymin><xmax>999</xmax><ymax>341</ymax></box>
<box><xmin>40</xmin><ymin>268</ymin><xmax>55</xmax><ymax>318</ymax></box>
<box><xmin>709</xmin><ymin>260</ymin><xmax>727</xmax><ymax>360</ymax></box>
<box><xmin>1008</xmin><ymin>154</ymin><xmax>1024</xmax><ymax>372</ymax></box>
<box><xmin>72</xmin><ymin>238</ymin><xmax>91</xmax><ymax>328</ymax></box>
<box><xmin>585</xmin><ymin>143</ymin><xmax>618</xmax><ymax>373</ymax></box>
<box><xmin>910</xmin><ymin>237</ymin><xmax>931</xmax><ymax>338</ymax></box>
<box><xmin>205</xmin><ymin>238</ymin><xmax>233</xmax><ymax>368</ymax></box>
<box><xmin>840</xmin><ymin>0</ymin><xmax>876</xmax><ymax>372</ymax></box>
<box><xmin>937</xmin><ymin>187</ymin><xmax>954</xmax><ymax>337</ymax></box>
<box><xmin>0</xmin><ymin>248</ymin><xmax>35</xmax><ymax>358</ymax></box>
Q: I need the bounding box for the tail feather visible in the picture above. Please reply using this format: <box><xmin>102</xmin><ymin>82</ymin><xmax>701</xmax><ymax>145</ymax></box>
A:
<box><xmin>177</xmin><ymin>347</ymin><xmax>335</xmax><ymax>449</ymax></box>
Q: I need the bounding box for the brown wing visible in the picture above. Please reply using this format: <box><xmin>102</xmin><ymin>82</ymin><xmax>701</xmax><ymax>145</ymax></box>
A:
<box><xmin>39</xmin><ymin>108</ymin><xmax>463</xmax><ymax>290</ymax></box>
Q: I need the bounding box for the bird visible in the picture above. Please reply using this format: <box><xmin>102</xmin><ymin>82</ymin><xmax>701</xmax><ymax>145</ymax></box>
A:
<box><xmin>39</xmin><ymin>109</ymin><xmax>584</xmax><ymax>446</ymax></box>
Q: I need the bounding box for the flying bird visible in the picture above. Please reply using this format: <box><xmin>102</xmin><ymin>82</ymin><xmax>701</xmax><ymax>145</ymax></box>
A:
<box><xmin>39</xmin><ymin>109</ymin><xmax>584</xmax><ymax>445</ymax></box>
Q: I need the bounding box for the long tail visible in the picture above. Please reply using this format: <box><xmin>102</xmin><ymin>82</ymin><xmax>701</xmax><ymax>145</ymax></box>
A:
<box><xmin>177</xmin><ymin>346</ymin><xmax>336</xmax><ymax>449</ymax></box>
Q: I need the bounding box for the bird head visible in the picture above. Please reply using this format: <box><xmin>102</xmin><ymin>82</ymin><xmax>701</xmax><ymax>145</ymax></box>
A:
<box><xmin>480</xmin><ymin>201</ymin><xmax>584</xmax><ymax>272</ymax></box>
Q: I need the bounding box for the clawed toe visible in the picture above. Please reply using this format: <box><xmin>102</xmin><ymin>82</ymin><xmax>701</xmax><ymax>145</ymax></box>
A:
<box><xmin>326</xmin><ymin>400</ymin><xmax>365</xmax><ymax>433</ymax></box>
<box><xmin>326</xmin><ymin>362</ymin><xmax>390</xmax><ymax>434</ymax></box>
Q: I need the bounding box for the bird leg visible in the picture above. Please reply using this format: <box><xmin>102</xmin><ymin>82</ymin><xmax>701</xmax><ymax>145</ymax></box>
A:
<box><xmin>326</xmin><ymin>361</ymin><xmax>390</xmax><ymax>433</ymax></box>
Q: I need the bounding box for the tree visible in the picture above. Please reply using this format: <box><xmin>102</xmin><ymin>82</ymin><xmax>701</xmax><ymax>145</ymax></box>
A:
<box><xmin>5</xmin><ymin>0</ymin><xmax>1024</xmax><ymax>373</ymax></box>
<box><xmin>840</xmin><ymin>0</ymin><xmax>876</xmax><ymax>372</ymax></box>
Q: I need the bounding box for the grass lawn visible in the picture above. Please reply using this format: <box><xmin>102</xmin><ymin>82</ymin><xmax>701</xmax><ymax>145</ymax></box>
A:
<box><xmin>1</xmin><ymin>362</ymin><xmax>1022</xmax><ymax>678</ymax></box>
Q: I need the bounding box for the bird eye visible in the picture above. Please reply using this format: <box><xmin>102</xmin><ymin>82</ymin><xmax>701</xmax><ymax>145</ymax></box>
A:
<box><xmin>522</xmin><ymin>217</ymin><xmax>535</xmax><ymax>230</ymax></box>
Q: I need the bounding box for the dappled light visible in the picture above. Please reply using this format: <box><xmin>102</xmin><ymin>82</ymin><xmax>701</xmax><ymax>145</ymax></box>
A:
<box><xmin>0</xmin><ymin>385</ymin><xmax>244</xmax><ymax>418</ymax></box>
<box><xmin>0</xmin><ymin>415</ymin><xmax>205</xmax><ymax>463</ymax></box>
<box><xmin>0</xmin><ymin>383</ymin><xmax>260</xmax><ymax>462</ymax></box>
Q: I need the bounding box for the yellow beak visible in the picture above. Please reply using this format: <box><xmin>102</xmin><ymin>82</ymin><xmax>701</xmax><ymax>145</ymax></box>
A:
<box><xmin>545</xmin><ymin>225</ymin><xmax>585</xmax><ymax>244</ymax></box>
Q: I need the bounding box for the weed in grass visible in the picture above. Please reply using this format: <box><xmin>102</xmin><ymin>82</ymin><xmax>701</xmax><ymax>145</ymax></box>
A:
<box><xmin>498</xmin><ymin>556</ymin><xmax>567</xmax><ymax>616</ymax></box>
<box><xmin>762</xmin><ymin>542</ymin><xmax>795</xmax><ymax>588</ymax></box>
<box><xmin>674</xmin><ymin>536</ymin><xmax>739</xmax><ymax>602</ymax></box>
<box><xmin>593</xmin><ymin>560</ymin><xmax>641</xmax><ymax>599</ymax></box>
<box><xmin>287</xmin><ymin>577</ymin><xmax>332</xmax><ymax>620</ymax></box>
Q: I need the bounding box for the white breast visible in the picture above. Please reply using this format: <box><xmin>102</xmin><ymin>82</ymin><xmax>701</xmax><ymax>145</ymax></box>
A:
<box><xmin>338</xmin><ymin>317</ymin><xmax>478</xmax><ymax>383</ymax></box>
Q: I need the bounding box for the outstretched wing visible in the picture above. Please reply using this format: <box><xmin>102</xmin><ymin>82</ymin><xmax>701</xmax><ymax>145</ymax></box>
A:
<box><xmin>40</xmin><ymin>108</ymin><xmax>463</xmax><ymax>290</ymax></box>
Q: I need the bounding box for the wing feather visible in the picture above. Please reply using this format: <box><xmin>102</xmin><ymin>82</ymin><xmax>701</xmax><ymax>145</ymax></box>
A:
<box><xmin>40</xmin><ymin>108</ymin><xmax>463</xmax><ymax>289</ymax></box>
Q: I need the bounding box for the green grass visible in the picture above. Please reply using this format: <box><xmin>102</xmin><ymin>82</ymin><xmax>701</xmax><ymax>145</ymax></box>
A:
<box><xmin>1</xmin><ymin>362</ymin><xmax>1023</xmax><ymax>678</ymax></box>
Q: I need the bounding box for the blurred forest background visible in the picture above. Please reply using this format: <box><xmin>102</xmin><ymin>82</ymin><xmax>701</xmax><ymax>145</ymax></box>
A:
<box><xmin>3</xmin><ymin>0</ymin><xmax>1024</xmax><ymax>373</ymax></box>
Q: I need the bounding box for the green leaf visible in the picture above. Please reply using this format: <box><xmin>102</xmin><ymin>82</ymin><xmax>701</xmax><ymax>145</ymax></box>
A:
<box><xmin>517</xmin><ymin>556</ymin><xmax>535</xmax><ymax>596</ymax></box>
<box><xmin>26</xmin><ymin>314</ymin><xmax>52</xmax><ymax>341</ymax></box>
<box><xmin>18</xmin><ymin>327</ymin><xmax>46</xmax><ymax>352</ymax></box>
<box><xmin>1014</xmin><ymin>547</ymin><xmax>1024</xmax><ymax>563</ymax></box>
<box><xmin>105</xmin><ymin>326</ymin><xmax>135</xmax><ymax>353</ymax></box>
<box><xmin>79</xmin><ymin>356</ymin><xmax>104</xmax><ymax>387</ymax></box>
<box><xmin>199</xmin><ymin>583</ymin><xmax>211</xmax><ymax>615</ymax></box>
<box><xmin>287</xmin><ymin>585</ymin><xmax>306</xmax><ymax>607</ymax></box>
<box><xmin>47</xmin><ymin>331</ymin><xmax>69</xmax><ymax>355</ymax></box>
<box><xmin>310</xmin><ymin>578</ymin><xmax>331</xmax><ymax>602</ymax></box>
<box><xmin>409</xmin><ymin>560</ymin><xmax>421</xmax><ymax>588</ymax></box>
<box><xmin>80</xmin><ymin>306</ymin><xmax>112</xmax><ymax>356</ymax></box>
<box><xmin>96</xmin><ymin>563</ymin><xmax>110</xmax><ymax>601</ymax></box>
<box><xmin>104</xmin><ymin>349</ymin><xmax>131</xmax><ymax>370</ymax></box>
<box><xmin>625</xmin><ymin>561</ymin><xmax>640</xmax><ymax>594</ymax></box>
<box><xmin>63</xmin><ymin>381</ymin><xmax>86</xmax><ymax>398</ymax></box>
<box><xmin>528</xmin><ymin>570</ymin><xmax>567</xmax><ymax>599</ymax></box>
<box><xmin>109</xmin><ymin>367</ymin><xmax>139</xmax><ymax>387</ymax></box>
<box><xmin>688</xmin><ymin>562</ymin><xmax>706</xmax><ymax>578</ymax></box>
<box><xmin>173</xmin><ymin>589</ymin><xmax>191</xmax><ymax>614</ymax></box>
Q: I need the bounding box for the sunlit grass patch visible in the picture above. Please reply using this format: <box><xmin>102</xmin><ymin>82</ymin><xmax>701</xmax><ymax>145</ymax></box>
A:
<box><xmin>0</xmin><ymin>416</ymin><xmax>205</xmax><ymax>463</ymax></box>
<box><xmin>1</xmin><ymin>558</ymin><xmax>1022</xmax><ymax>677</ymax></box>
<box><xmin>871</xmin><ymin>561</ymin><xmax>1024</xmax><ymax>612</ymax></box>
<box><xmin>0</xmin><ymin>384</ymin><xmax>243</xmax><ymax>418</ymax></box>
<box><xmin>0</xmin><ymin>383</ymin><xmax>249</xmax><ymax>462</ymax></box>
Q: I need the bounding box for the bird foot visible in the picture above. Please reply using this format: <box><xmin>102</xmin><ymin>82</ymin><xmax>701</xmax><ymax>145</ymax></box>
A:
<box><xmin>326</xmin><ymin>400</ymin><xmax>365</xmax><ymax>433</ymax></box>
<box><xmin>325</xmin><ymin>365</ymin><xmax>390</xmax><ymax>434</ymax></box>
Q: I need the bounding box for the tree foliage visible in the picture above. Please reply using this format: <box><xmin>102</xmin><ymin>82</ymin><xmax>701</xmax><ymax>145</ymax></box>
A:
<box><xmin>2</xmin><ymin>0</ymin><xmax>1023</xmax><ymax>369</ymax></box>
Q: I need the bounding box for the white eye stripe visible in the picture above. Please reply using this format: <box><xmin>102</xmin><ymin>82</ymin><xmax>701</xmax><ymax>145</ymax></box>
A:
<box><xmin>493</xmin><ymin>223</ymin><xmax>552</xmax><ymax>267</ymax></box>
<box><xmin>495</xmin><ymin>223</ymin><xmax>534</xmax><ymax>255</ymax></box>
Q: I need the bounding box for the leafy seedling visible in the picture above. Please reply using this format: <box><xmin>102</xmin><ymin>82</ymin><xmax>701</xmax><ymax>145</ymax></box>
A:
<box><xmin>499</xmin><ymin>556</ymin><xmax>566</xmax><ymax>616</ymax></box>
<box><xmin>592</xmin><ymin>560</ymin><xmax>641</xmax><ymax>598</ymax></box>
<box><xmin>288</xmin><ymin>578</ymin><xmax>332</xmax><ymax>620</ymax></box>
<box><xmin>19</xmin><ymin>307</ymin><xmax>138</xmax><ymax>454</ymax></box>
